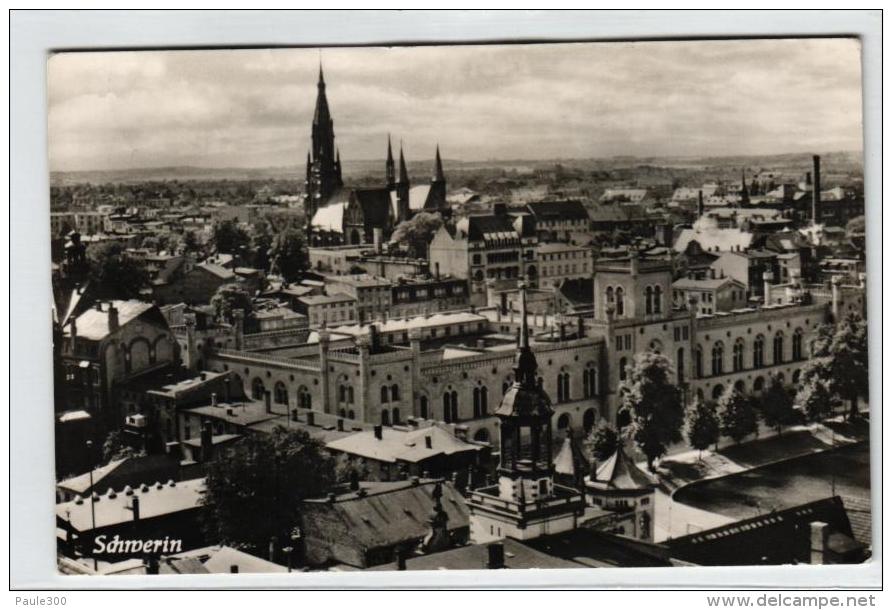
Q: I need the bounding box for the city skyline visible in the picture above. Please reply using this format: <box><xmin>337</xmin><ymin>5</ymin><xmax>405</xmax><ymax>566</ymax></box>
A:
<box><xmin>48</xmin><ymin>38</ymin><xmax>863</xmax><ymax>172</ymax></box>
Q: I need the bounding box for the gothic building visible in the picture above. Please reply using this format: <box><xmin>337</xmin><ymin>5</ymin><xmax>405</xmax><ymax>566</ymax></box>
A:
<box><xmin>304</xmin><ymin>67</ymin><xmax>448</xmax><ymax>246</ymax></box>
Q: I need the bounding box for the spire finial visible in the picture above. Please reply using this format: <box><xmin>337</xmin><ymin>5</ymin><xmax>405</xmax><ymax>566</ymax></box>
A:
<box><xmin>518</xmin><ymin>278</ymin><xmax>529</xmax><ymax>350</ymax></box>
<box><xmin>318</xmin><ymin>51</ymin><xmax>325</xmax><ymax>86</ymax></box>
<box><xmin>434</xmin><ymin>144</ymin><xmax>445</xmax><ymax>182</ymax></box>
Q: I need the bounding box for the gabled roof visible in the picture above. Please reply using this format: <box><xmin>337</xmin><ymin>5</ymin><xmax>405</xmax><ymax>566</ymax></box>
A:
<box><xmin>351</xmin><ymin>188</ymin><xmax>392</xmax><ymax>227</ymax></box>
<box><xmin>674</xmin><ymin>228</ymin><xmax>754</xmax><ymax>253</ymax></box>
<box><xmin>302</xmin><ymin>479</ymin><xmax>469</xmax><ymax>554</ymax></box>
<box><xmin>311</xmin><ymin>201</ymin><xmax>346</xmax><ymax>233</ymax></box>
<box><xmin>463</xmin><ymin>214</ymin><xmax>518</xmax><ymax>242</ymax></box>
<box><xmin>197</xmin><ymin>262</ymin><xmax>235</xmax><ymax>280</ymax></box>
<box><xmin>553</xmin><ymin>432</ymin><xmax>590</xmax><ymax>479</ymax></box>
<box><xmin>672</xmin><ymin>276</ymin><xmax>743</xmax><ymax>291</ymax></box>
<box><xmin>66</xmin><ymin>300</ymin><xmax>157</xmax><ymax>341</ymax></box>
<box><xmin>325</xmin><ymin>423</ymin><xmax>482</xmax><ymax>464</ymax></box>
<box><xmin>526</xmin><ymin>200</ymin><xmax>589</xmax><ymax>220</ymax></box>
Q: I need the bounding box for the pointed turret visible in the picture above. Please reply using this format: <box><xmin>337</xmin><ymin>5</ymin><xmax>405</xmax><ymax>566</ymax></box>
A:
<box><xmin>306</xmin><ymin>60</ymin><xmax>342</xmax><ymax>207</ymax></box>
<box><xmin>398</xmin><ymin>142</ymin><xmax>409</xmax><ymax>186</ymax></box>
<box><xmin>433</xmin><ymin>144</ymin><xmax>445</xmax><ymax>182</ymax></box>
<box><xmin>396</xmin><ymin>142</ymin><xmax>411</xmax><ymax>222</ymax></box>
<box><xmin>385</xmin><ymin>134</ymin><xmax>396</xmax><ymax>190</ymax></box>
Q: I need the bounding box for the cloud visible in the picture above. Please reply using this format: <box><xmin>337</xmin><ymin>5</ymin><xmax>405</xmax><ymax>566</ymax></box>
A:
<box><xmin>46</xmin><ymin>39</ymin><xmax>863</xmax><ymax>171</ymax></box>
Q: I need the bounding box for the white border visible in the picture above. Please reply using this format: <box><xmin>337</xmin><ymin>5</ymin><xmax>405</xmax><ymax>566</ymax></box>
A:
<box><xmin>9</xmin><ymin>9</ymin><xmax>883</xmax><ymax>590</ymax></box>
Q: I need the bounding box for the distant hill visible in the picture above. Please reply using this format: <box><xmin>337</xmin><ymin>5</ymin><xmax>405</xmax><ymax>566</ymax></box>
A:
<box><xmin>50</xmin><ymin>151</ymin><xmax>863</xmax><ymax>186</ymax></box>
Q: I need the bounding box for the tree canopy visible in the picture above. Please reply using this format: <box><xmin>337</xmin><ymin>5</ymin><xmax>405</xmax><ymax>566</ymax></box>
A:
<box><xmin>211</xmin><ymin>283</ymin><xmax>253</xmax><ymax>324</ymax></box>
<box><xmin>201</xmin><ymin>426</ymin><xmax>336</xmax><ymax>556</ymax></box>
<box><xmin>758</xmin><ymin>375</ymin><xmax>798</xmax><ymax>433</ymax></box>
<box><xmin>269</xmin><ymin>228</ymin><xmax>308</xmax><ymax>282</ymax></box>
<box><xmin>213</xmin><ymin>220</ymin><xmax>251</xmax><ymax>255</ymax></box>
<box><xmin>802</xmin><ymin>315</ymin><xmax>868</xmax><ymax>419</ymax></box>
<box><xmin>584</xmin><ymin>422</ymin><xmax>620</xmax><ymax>463</ymax></box>
<box><xmin>718</xmin><ymin>387</ymin><xmax>759</xmax><ymax>444</ymax></box>
<box><xmin>87</xmin><ymin>242</ymin><xmax>149</xmax><ymax>299</ymax></box>
<box><xmin>618</xmin><ymin>351</ymin><xmax>685</xmax><ymax>471</ymax></box>
<box><xmin>390</xmin><ymin>212</ymin><xmax>444</xmax><ymax>259</ymax></box>
<box><xmin>685</xmin><ymin>397</ymin><xmax>720</xmax><ymax>460</ymax></box>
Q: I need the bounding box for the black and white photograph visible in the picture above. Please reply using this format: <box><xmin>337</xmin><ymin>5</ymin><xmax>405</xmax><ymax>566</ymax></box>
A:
<box><xmin>28</xmin><ymin>18</ymin><xmax>876</xmax><ymax>584</ymax></box>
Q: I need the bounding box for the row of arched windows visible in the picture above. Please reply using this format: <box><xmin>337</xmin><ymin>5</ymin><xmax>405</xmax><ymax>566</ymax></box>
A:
<box><xmin>339</xmin><ymin>385</ymin><xmax>355</xmax><ymax>404</ymax></box>
<box><xmin>582</xmin><ymin>365</ymin><xmax>598</xmax><ymax>398</ymax></box>
<box><xmin>380</xmin><ymin>384</ymin><xmax>400</xmax><ymax>403</ymax></box>
<box><xmin>472</xmin><ymin>386</ymin><xmax>489</xmax><ymax>418</ymax></box>
<box><xmin>556</xmin><ymin>371</ymin><xmax>571</xmax><ymax>403</ymax></box>
<box><xmin>604</xmin><ymin>286</ymin><xmax>625</xmax><ymax>317</ymax></box>
<box><xmin>694</xmin><ymin>329</ymin><xmax>806</xmax><ymax>378</ymax></box>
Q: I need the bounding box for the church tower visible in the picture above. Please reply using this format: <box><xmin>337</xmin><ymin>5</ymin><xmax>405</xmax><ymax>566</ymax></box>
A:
<box><xmin>305</xmin><ymin>63</ymin><xmax>344</xmax><ymax>219</ymax></box>
<box><xmin>385</xmin><ymin>135</ymin><xmax>396</xmax><ymax>191</ymax></box>
<box><xmin>739</xmin><ymin>168</ymin><xmax>750</xmax><ymax>206</ymax></box>
<box><xmin>396</xmin><ymin>143</ymin><xmax>411</xmax><ymax>222</ymax></box>
<box><xmin>425</xmin><ymin>144</ymin><xmax>448</xmax><ymax>211</ymax></box>
<box><xmin>467</xmin><ymin>281</ymin><xmax>586</xmax><ymax>543</ymax></box>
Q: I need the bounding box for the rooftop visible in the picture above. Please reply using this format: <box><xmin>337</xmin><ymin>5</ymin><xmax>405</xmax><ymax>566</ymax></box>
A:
<box><xmin>325</xmin><ymin>423</ymin><xmax>483</xmax><ymax>464</ymax></box>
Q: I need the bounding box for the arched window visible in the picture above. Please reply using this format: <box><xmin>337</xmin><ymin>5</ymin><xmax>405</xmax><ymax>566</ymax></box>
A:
<box><xmin>339</xmin><ymin>385</ymin><xmax>347</xmax><ymax>403</ymax></box>
<box><xmin>619</xmin><ymin>357</ymin><xmax>628</xmax><ymax>382</ymax></box>
<box><xmin>583</xmin><ymin>364</ymin><xmax>597</xmax><ymax>398</ymax></box>
<box><xmin>298</xmin><ymin>386</ymin><xmax>312</xmax><ymax>409</ymax></box>
<box><xmin>338</xmin><ymin>408</ymin><xmax>346</xmax><ymax>418</ymax></box>
<box><xmin>480</xmin><ymin>387</ymin><xmax>488</xmax><ymax>416</ymax></box>
<box><xmin>348</xmin><ymin>409</ymin><xmax>355</xmax><ymax>420</ymax></box>
<box><xmin>734</xmin><ymin>379</ymin><xmax>745</xmax><ymax>393</ymax></box>
<box><xmin>654</xmin><ymin>285</ymin><xmax>663</xmax><ymax>314</ymax></box>
<box><xmin>615</xmin><ymin>287</ymin><xmax>625</xmax><ymax>317</ymax></box>
<box><xmin>583</xmin><ymin>408</ymin><xmax>596</xmax><ymax>433</ymax></box>
<box><xmin>753</xmin><ymin>335</ymin><xmax>765</xmax><ymax>368</ymax></box>
<box><xmin>473</xmin><ymin>386</ymin><xmax>488</xmax><ymax>418</ymax></box>
<box><xmin>676</xmin><ymin>348</ymin><xmax>685</xmax><ymax>385</ymax></box>
<box><xmin>391</xmin><ymin>384</ymin><xmax>400</xmax><ymax>401</ymax></box>
<box><xmin>419</xmin><ymin>395</ymin><xmax>429</xmax><ymax>419</ymax></box>
<box><xmin>274</xmin><ymin>381</ymin><xmax>288</xmax><ymax>405</ymax></box>
<box><xmin>645</xmin><ymin>286</ymin><xmax>654</xmax><ymax>315</ymax></box>
<box><xmin>557</xmin><ymin>413</ymin><xmax>571</xmax><ymax>430</ymax></box>
<box><xmin>792</xmin><ymin>369</ymin><xmax>801</xmax><ymax>385</ymax></box>
<box><xmin>391</xmin><ymin>408</ymin><xmax>400</xmax><ymax>424</ymax></box>
<box><xmin>773</xmin><ymin>331</ymin><xmax>785</xmax><ymax>364</ymax></box>
<box><xmin>605</xmin><ymin>286</ymin><xmax>614</xmax><ymax>315</ymax></box>
<box><xmin>450</xmin><ymin>391</ymin><xmax>458</xmax><ymax>422</ymax></box>
<box><xmin>443</xmin><ymin>391</ymin><xmax>458</xmax><ymax>423</ymax></box>
<box><xmin>381</xmin><ymin>410</ymin><xmax>390</xmax><ymax>426</ymax></box>
<box><xmin>733</xmin><ymin>339</ymin><xmax>745</xmax><ymax>372</ymax></box>
<box><xmin>753</xmin><ymin>376</ymin><xmax>765</xmax><ymax>393</ymax></box>
<box><xmin>348</xmin><ymin>387</ymin><xmax>354</xmax><ymax>404</ymax></box>
<box><xmin>381</xmin><ymin>385</ymin><xmax>390</xmax><ymax>403</ymax></box>
<box><xmin>792</xmin><ymin>328</ymin><xmax>804</xmax><ymax>360</ymax></box>
<box><xmin>694</xmin><ymin>346</ymin><xmax>703</xmax><ymax>378</ymax></box>
<box><xmin>712</xmin><ymin>384</ymin><xmax>725</xmax><ymax>400</ymax></box>
<box><xmin>473</xmin><ymin>387</ymin><xmax>482</xmax><ymax>418</ymax></box>
<box><xmin>251</xmin><ymin>378</ymin><xmax>265</xmax><ymax>400</ymax></box>
<box><xmin>711</xmin><ymin>342</ymin><xmax>724</xmax><ymax>376</ymax></box>
<box><xmin>556</xmin><ymin>371</ymin><xmax>570</xmax><ymax>403</ymax></box>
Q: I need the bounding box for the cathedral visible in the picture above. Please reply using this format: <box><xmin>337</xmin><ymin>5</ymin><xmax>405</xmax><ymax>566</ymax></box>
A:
<box><xmin>304</xmin><ymin>65</ymin><xmax>448</xmax><ymax>246</ymax></box>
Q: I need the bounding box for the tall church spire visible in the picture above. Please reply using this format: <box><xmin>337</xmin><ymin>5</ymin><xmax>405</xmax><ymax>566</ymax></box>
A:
<box><xmin>513</xmin><ymin>279</ymin><xmax>538</xmax><ymax>388</ymax></box>
<box><xmin>385</xmin><ymin>134</ymin><xmax>396</xmax><ymax>189</ymax></box>
<box><xmin>433</xmin><ymin>144</ymin><xmax>445</xmax><ymax>183</ymax></box>
<box><xmin>306</xmin><ymin>60</ymin><xmax>342</xmax><ymax>208</ymax></box>
<box><xmin>398</xmin><ymin>142</ymin><xmax>409</xmax><ymax>185</ymax></box>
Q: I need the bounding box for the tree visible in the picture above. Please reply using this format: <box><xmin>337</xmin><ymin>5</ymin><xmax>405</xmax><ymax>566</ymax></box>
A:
<box><xmin>718</xmin><ymin>387</ymin><xmax>759</xmax><ymax>444</ymax></box>
<box><xmin>183</xmin><ymin>230</ymin><xmax>201</xmax><ymax>254</ymax></box>
<box><xmin>101</xmin><ymin>430</ymin><xmax>146</xmax><ymax>463</ymax></box>
<box><xmin>803</xmin><ymin>316</ymin><xmax>868</xmax><ymax>420</ymax></box>
<box><xmin>685</xmin><ymin>397</ymin><xmax>720</xmax><ymax>460</ymax></box>
<box><xmin>213</xmin><ymin>220</ymin><xmax>251</xmax><ymax>255</ymax></box>
<box><xmin>88</xmin><ymin>242</ymin><xmax>149</xmax><ymax>299</ymax></box>
<box><xmin>269</xmin><ymin>229</ymin><xmax>308</xmax><ymax>282</ymax></box>
<box><xmin>252</xmin><ymin>229</ymin><xmax>274</xmax><ymax>273</ymax></box>
<box><xmin>211</xmin><ymin>284</ymin><xmax>253</xmax><ymax>324</ymax></box>
<box><xmin>201</xmin><ymin>426</ymin><xmax>336</xmax><ymax>556</ymax></box>
<box><xmin>390</xmin><ymin>212</ymin><xmax>444</xmax><ymax>259</ymax></box>
<box><xmin>758</xmin><ymin>375</ymin><xmax>798</xmax><ymax>433</ymax></box>
<box><xmin>335</xmin><ymin>454</ymin><xmax>373</xmax><ymax>484</ymax></box>
<box><xmin>618</xmin><ymin>351</ymin><xmax>685</xmax><ymax>472</ymax></box>
<box><xmin>795</xmin><ymin>373</ymin><xmax>841</xmax><ymax>423</ymax></box>
<box><xmin>584</xmin><ymin>422</ymin><xmax>620</xmax><ymax>462</ymax></box>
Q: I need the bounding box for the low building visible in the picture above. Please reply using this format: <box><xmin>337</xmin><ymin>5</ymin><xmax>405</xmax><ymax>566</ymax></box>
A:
<box><xmin>582</xmin><ymin>445</ymin><xmax>656</xmax><ymax>542</ymax></box>
<box><xmin>301</xmin><ymin>478</ymin><xmax>470</xmax><ymax>569</ymax></box>
<box><xmin>325</xmin><ymin>422</ymin><xmax>489</xmax><ymax>481</ymax></box>
<box><xmin>535</xmin><ymin>242</ymin><xmax>593</xmax><ymax>289</ymax></box>
<box><xmin>297</xmin><ymin>293</ymin><xmax>358</xmax><ymax>328</ymax></box>
<box><xmin>672</xmin><ymin>275</ymin><xmax>748</xmax><ymax>315</ymax></box>
<box><xmin>56</xmin><ymin>454</ymin><xmax>186</xmax><ymax>503</ymax></box>
<box><xmin>324</xmin><ymin>274</ymin><xmax>392</xmax><ymax>323</ymax></box>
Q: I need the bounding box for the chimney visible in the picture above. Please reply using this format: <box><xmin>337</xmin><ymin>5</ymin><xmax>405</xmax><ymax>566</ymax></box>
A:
<box><xmin>107</xmin><ymin>304</ymin><xmax>119</xmax><ymax>333</ymax></box>
<box><xmin>763</xmin><ymin>270</ymin><xmax>774</xmax><ymax>304</ymax></box>
<box><xmin>810</xmin><ymin>521</ymin><xmax>830</xmax><ymax>564</ymax></box>
<box><xmin>425</xmin><ymin>435</ymin><xmax>432</xmax><ymax>449</ymax></box>
<box><xmin>577</xmin><ymin>316</ymin><xmax>585</xmax><ymax>338</ymax></box>
<box><xmin>486</xmin><ymin>543</ymin><xmax>505</xmax><ymax>569</ymax></box>
<box><xmin>697</xmin><ymin>189</ymin><xmax>704</xmax><ymax>218</ymax></box>
<box><xmin>434</xmin><ymin>262</ymin><xmax>440</xmax><ymax>280</ymax></box>
<box><xmin>812</xmin><ymin>155</ymin><xmax>821</xmax><ymax>225</ymax></box>
<box><xmin>269</xmin><ymin>537</ymin><xmax>277</xmax><ymax>563</ymax></box>
<box><xmin>374</xmin><ymin>425</ymin><xmax>383</xmax><ymax>440</ymax></box>
<box><xmin>131</xmin><ymin>496</ymin><xmax>141</xmax><ymax>522</ymax></box>
<box><xmin>349</xmin><ymin>469</ymin><xmax>359</xmax><ymax>491</ymax></box>
<box><xmin>369</xmin><ymin>324</ymin><xmax>380</xmax><ymax>352</ymax></box>
<box><xmin>230</xmin><ymin>565</ymin><xmax>239</xmax><ymax>573</ymax></box>
<box><xmin>396</xmin><ymin>547</ymin><xmax>407</xmax><ymax>571</ymax></box>
<box><xmin>264</xmin><ymin>390</ymin><xmax>271</xmax><ymax>413</ymax></box>
<box><xmin>500</xmin><ymin>292</ymin><xmax>508</xmax><ymax>316</ymax></box>
<box><xmin>200</xmin><ymin>372</ymin><xmax>207</xmax><ymax>381</ymax></box>
<box><xmin>145</xmin><ymin>554</ymin><xmax>159</xmax><ymax>575</ymax></box>
<box><xmin>211</xmin><ymin>392</ymin><xmax>218</xmax><ymax>407</ymax></box>
<box><xmin>197</xmin><ymin>421</ymin><xmax>215</xmax><ymax>461</ymax></box>
<box><xmin>710</xmin><ymin>268</ymin><xmax>716</xmax><ymax>280</ymax></box>
<box><xmin>306</xmin><ymin>411</ymin><xmax>315</xmax><ymax>426</ymax></box>
<box><xmin>337</xmin><ymin>418</ymin><xmax>344</xmax><ymax>431</ymax></box>
<box><xmin>95</xmin><ymin>301</ymin><xmax>103</xmax><ymax>312</ymax></box>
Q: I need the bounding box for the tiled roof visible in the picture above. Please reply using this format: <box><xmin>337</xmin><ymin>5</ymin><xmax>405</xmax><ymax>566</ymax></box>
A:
<box><xmin>302</xmin><ymin>479</ymin><xmax>469</xmax><ymax>553</ymax></box>
<box><xmin>57</xmin><ymin>478</ymin><xmax>205</xmax><ymax>532</ymax></box>
<box><xmin>67</xmin><ymin>300</ymin><xmax>155</xmax><ymax>341</ymax></box>
<box><xmin>588</xmin><ymin>446</ymin><xmax>655</xmax><ymax>491</ymax></box>
<box><xmin>325</xmin><ymin>423</ymin><xmax>481</xmax><ymax>464</ymax></box>
<box><xmin>366</xmin><ymin>537</ymin><xmax>579</xmax><ymax>571</ymax></box>
<box><xmin>674</xmin><ymin>228</ymin><xmax>754</xmax><ymax>253</ymax></box>
<box><xmin>672</xmin><ymin>277</ymin><xmax>741</xmax><ymax>291</ymax></box>
<box><xmin>352</xmin><ymin>188</ymin><xmax>392</xmax><ymax>227</ymax></box>
<box><xmin>197</xmin><ymin>262</ymin><xmax>235</xmax><ymax>280</ymax></box>
<box><xmin>526</xmin><ymin>200</ymin><xmax>589</xmax><ymax>220</ymax></box>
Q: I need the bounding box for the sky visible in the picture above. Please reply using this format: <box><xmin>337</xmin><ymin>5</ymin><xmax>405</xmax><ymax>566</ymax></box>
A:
<box><xmin>47</xmin><ymin>39</ymin><xmax>863</xmax><ymax>172</ymax></box>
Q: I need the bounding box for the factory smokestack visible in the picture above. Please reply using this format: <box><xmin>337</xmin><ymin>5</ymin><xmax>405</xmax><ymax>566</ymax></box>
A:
<box><xmin>812</xmin><ymin>155</ymin><xmax>821</xmax><ymax>225</ymax></box>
